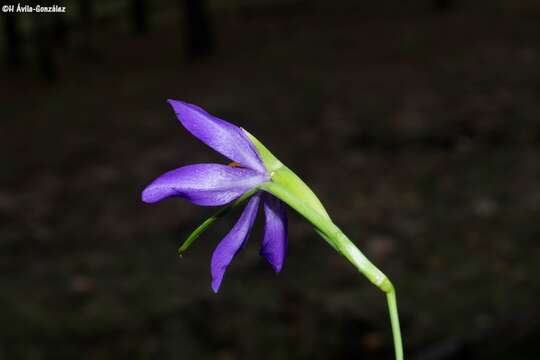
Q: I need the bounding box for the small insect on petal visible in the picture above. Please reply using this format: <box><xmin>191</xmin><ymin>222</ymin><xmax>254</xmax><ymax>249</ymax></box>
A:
<box><xmin>228</xmin><ymin>162</ymin><xmax>241</xmax><ymax>168</ymax></box>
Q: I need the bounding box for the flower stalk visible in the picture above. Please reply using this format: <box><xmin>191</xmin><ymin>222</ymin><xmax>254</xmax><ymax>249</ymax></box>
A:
<box><xmin>261</xmin><ymin>179</ymin><xmax>404</xmax><ymax>360</ymax></box>
<box><xmin>250</xmin><ymin>132</ymin><xmax>404</xmax><ymax>360</ymax></box>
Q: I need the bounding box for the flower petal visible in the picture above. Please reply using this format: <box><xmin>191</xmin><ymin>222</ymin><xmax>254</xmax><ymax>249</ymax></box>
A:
<box><xmin>211</xmin><ymin>194</ymin><xmax>261</xmax><ymax>292</ymax></box>
<box><xmin>142</xmin><ymin>164</ymin><xmax>267</xmax><ymax>206</ymax></box>
<box><xmin>167</xmin><ymin>99</ymin><xmax>265</xmax><ymax>173</ymax></box>
<box><xmin>260</xmin><ymin>193</ymin><xmax>288</xmax><ymax>273</ymax></box>
<box><xmin>179</xmin><ymin>189</ymin><xmax>258</xmax><ymax>255</ymax></box>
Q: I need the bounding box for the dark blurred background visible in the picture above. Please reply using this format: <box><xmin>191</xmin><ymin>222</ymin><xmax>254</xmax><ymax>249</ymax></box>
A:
<box><xmin>1</xmin><ymin>0</ymin><xmax>540</xmax><ymax>359</ymax></box>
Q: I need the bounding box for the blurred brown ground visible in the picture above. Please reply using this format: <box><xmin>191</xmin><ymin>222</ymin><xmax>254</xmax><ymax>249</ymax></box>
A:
<box><xmin>1</xmin><ymin>1</ymin><xmax>540</xmax><ymax>359</ymax></box>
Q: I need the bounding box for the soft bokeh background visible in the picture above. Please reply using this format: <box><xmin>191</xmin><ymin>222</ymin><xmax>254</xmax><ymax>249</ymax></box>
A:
<box><xmin>1</xmin><ymin>0</ymin><xmax>540</xmax><ymax>359</ymax></box>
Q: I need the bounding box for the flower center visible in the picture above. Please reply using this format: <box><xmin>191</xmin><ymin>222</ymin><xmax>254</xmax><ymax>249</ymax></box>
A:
<box><xmin>227</xmin><ymin>162</ymin><xmax>241</xmax><ymax>168</ymax></box>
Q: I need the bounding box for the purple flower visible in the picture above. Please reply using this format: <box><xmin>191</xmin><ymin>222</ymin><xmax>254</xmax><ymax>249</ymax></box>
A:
<box><xmin>142</xmin><ymin>100</ymin><xmax>288</xmax><ymax>292</ymax></box>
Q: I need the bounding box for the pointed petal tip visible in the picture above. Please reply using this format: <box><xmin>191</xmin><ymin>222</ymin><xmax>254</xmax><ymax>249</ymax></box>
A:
<box><xmin>167</xmin><ymin>99</ymin><xmax>202</xmax><ymax>117</ymax></box>
<box><xmin>141</xmin><ymin>186</ymin><xmax>159</xmax><ymax>204</ymax></box>
<box><xmin>167</xmin><ymin>98</ymin><xmax>187</xmax><ymax>109</ymax></box>
<box><xmin>141</xmin><ymin>182</ymin><xmax>174</xmax><ymax>204</ymax></box>
<box><xmin>165</xmin><ymin>99</ymin><xmax>266</xmax><ymax>173</ymax></box>
<box><xmin>259</xmin><ymin>247</ymin><xmax>283</xmax><ymax>273</ymax></box>
<box><xmin>211</xmin><ymin>279</ymin><xmax>221</xmax><ymax>293</ymax></box>
<box><xmin>271</xmin><ymin>263</ymin><xmax>283</xmax><ymax>274</ymax></box>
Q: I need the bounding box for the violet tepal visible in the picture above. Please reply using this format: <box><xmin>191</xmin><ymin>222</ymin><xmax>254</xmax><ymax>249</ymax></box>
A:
<box><xmin>142</xmin><ymin>100</ymin><xmax>287</xmax><ymax>292</ymax></box>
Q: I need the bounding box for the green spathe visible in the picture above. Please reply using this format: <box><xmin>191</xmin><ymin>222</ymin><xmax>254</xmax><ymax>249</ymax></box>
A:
<box><xmin>245</xmin><ymin>130</ymin><xmax>392</xmax><ymax>291</ymax></box>
<box><xmin>246</xmin><ymin>130</ymin><xmax>403</xmax><ymax>360</ymax></box>
<box><xmin>244</xmin><ymin>130</ymin><xmax>329</xmax><ymax>217</ymax></box>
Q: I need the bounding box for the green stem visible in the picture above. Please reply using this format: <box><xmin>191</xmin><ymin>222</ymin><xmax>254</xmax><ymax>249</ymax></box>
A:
<box><xmin>387</xmin><ymin>289</ymin><xmax>404</xmax><ymax>360</ymax></box>
<box><xmin>260</xmin><ymin>181</ymin><xmax>405</xmax><ymax>359</ymax></box>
